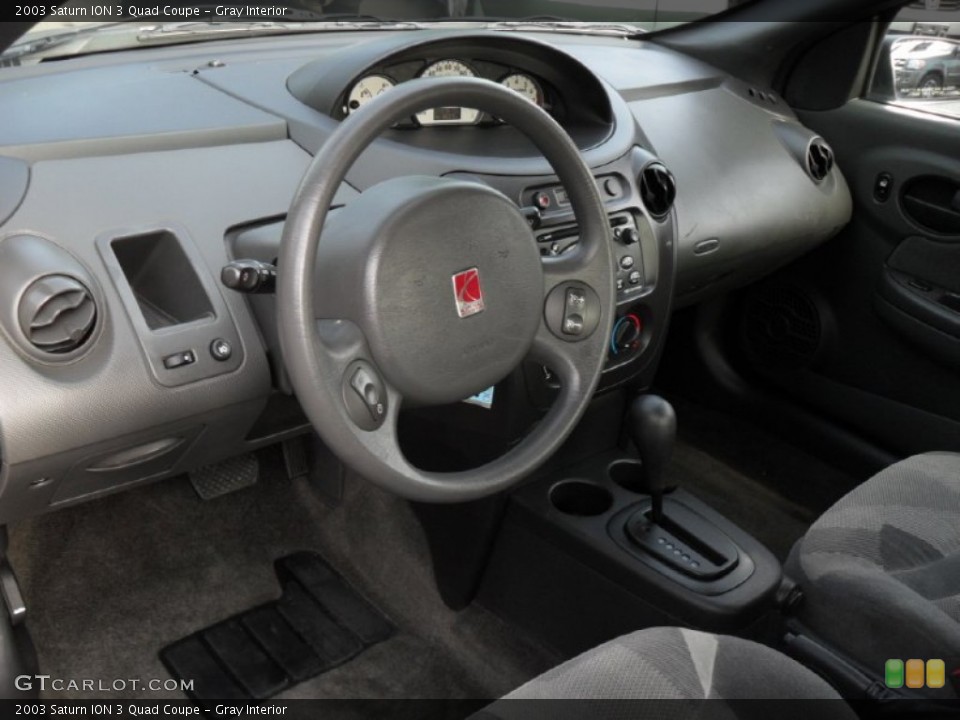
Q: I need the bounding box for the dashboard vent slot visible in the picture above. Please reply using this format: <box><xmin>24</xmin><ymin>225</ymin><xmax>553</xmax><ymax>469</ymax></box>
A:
<box><xmin>640</xmin><ymin>163</ymin><xmax>677</xmax><ymax>219</ymax></box>
<box><xmin>19</xmin><ymin>275</ymin><xmax>97</xmax><ymax>354</ymax></box>
<box><xmin>806</xmin><ymin>139</ymin><xmax>834</xmax><ymax>182</ymax></box>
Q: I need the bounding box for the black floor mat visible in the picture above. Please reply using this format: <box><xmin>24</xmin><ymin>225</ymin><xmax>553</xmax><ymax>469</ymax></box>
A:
<box><xmin>160</xmin><ymin>552</ymin><xmax>394</xmax><ymax>700</ymax></box>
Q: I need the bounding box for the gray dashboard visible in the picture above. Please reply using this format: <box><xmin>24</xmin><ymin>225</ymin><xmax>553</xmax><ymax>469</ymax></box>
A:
<box><xmin>0</xmin><ymin>29</ymin><xmax>851</xmax><ymax>522</ymax></box>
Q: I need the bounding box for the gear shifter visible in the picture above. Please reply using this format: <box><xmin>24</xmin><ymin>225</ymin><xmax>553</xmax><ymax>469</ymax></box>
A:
<box><xmin>623</xmin><ymin>395</ymin><xmax>740</xmax><ymax>580</ymax></box>
<box><xmin>628</xmin><ymin>395</ymin><xmax>676</xmax><ymax>524</ymax></box>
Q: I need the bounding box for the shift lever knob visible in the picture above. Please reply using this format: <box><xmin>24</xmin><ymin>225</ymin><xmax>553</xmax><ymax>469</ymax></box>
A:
<box><xmin>628</xmin><ymin>395</ymin><xmax>676</xmax><ymax>523</ymax></box>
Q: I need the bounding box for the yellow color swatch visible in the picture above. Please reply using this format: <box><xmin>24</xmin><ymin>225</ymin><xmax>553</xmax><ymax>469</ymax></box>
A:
<box><xmin>905</xmin><ymin>659</ymin><xmax>925</xmax><ymax>689</ymax></box>
<box><xmin>926</xmin><ymin>659</ymin><xmax>945</xmax><ymax>689</ymax></box>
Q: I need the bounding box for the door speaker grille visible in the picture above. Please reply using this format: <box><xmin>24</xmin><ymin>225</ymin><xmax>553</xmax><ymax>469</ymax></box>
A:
<box><xmin>741</xmin><ymin>284</ymin><xmax>825</xmax><ymax>370</ymax></box>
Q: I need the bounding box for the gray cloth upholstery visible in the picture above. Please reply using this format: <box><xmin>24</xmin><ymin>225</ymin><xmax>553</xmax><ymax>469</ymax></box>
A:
<box><xmin>786</xmin><ymin>451</ymin><xmax>960</xmax><ymax>697</ymax></box>
<box><xmin>478</xmin><ymin>627</ymin><xmax>854</xmax><ymax>720</ymax></box>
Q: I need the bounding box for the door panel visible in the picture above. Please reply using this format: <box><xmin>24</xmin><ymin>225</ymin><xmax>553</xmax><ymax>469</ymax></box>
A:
<box><xmin>732</xmin><ymin>96</ymin><xmax>960</xmax><ymax>456</ymax></box>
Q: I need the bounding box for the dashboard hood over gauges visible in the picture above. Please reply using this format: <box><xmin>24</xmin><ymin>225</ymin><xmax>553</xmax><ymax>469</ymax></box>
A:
<box><xmin>287</xmin><ymin>31</ymin><xmax>615</xmax><ymax>142</ymax></box>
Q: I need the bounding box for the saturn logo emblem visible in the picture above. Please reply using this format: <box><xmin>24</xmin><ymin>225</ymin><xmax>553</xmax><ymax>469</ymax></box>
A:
<box><xmin>451</xmin><ymin>267</ymin><xmax>485</xmax><ymax>318</ymax></box>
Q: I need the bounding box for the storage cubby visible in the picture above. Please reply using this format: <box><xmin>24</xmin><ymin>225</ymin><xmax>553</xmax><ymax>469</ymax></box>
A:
<box><xmin>112</xmin><ymin>230</ymin><xmax>214</xmax><ymax>330</ymax></box>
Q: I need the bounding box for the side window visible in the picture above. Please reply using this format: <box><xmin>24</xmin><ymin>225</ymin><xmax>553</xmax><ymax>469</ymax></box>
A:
<box><xmin>869</xmin><ymin>3</ymin><xmax>960</xmax><ymax>120</ymax></box>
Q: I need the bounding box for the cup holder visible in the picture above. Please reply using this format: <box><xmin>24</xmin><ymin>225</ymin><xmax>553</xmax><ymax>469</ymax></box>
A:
<box><xmin>549</xmin><ymin>480</ymin><xmax>614</xmax><ymax>517</ymax></box>
<box><xmin>608</xmin><ymin>459</ymin><xmax>648</xmax><ymax>494</ymax></box>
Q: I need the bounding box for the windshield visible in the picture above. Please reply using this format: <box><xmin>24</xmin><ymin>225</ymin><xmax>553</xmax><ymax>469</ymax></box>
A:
<box><xmin>9</xmin><ymin>0</ymin><xmax>751</xmax><ymax>63</ymax></box>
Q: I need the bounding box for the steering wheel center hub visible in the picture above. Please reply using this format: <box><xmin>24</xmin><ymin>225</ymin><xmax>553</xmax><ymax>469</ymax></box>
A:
<box><xmin>317</xmin><ymin>176</ymin><xmax>544</xmax><ymax>405</ymax></box>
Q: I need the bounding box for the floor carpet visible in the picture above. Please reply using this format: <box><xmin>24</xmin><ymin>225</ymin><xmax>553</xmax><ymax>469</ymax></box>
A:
<box><xmin>7</xmin><ymin>446</ymin><xmax>557</xmax><ymax>703</ymax></box>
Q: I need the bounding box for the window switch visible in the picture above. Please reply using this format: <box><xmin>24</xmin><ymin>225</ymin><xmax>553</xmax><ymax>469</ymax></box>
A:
<box><xmin>874</xmin><ymin>173</ymin><xmax>893</xmax><ymax>203</ymax></box>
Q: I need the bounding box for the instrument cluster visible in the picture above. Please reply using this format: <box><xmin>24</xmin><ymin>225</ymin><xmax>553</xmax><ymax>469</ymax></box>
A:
<box><xmin>343</xmin><ymin>58</ymin><xmax>550</xmax><ymax>127</ymax></box>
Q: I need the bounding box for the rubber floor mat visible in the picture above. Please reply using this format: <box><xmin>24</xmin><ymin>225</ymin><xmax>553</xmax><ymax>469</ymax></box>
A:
<box><xmin>160</xmin><ymin>552</ymin><xmax>394</xmax><ymax>700</ymax></box>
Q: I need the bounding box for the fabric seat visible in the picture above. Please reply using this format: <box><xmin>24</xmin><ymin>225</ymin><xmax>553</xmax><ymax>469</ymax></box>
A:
<box><xmin>786</xmin><ymin>451</ymin><xmax>960</xmax><ymax>697</ymax></box>
<box><xmin>478</xmin><ymin>627</ymin><xmax>853</xmax><ymax>719</ymax></box>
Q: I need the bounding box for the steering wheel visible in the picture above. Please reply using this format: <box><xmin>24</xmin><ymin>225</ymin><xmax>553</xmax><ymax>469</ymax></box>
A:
<box><xmin>277</xmin><ymin>77</ymin><xmax>615</xmax><ymax>503</ymax></box>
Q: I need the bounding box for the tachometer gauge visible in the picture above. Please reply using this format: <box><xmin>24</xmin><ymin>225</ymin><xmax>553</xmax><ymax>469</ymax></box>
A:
<box><xmin>346</xmin><ymin>74</ymin><xmax>395</xmax><ymax>114</ymax></box>
<box><xmin>500</xmin><ymin>73</ymin><xmax>544</xmax><ymax>107</ymax></box>
<box><xmin>416</xmin><ymin>59</ymin><xmax>480</xmax><ymax>126</ymax></box>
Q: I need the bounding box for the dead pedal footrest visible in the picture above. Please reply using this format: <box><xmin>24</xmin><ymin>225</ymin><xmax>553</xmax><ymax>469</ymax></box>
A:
<box><xmin>188</xmin><ymin>453</ymin><xmax>258</xmax><ymax>500</ymax></box>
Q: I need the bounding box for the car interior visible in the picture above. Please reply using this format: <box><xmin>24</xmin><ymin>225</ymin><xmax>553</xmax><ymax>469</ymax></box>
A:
<box><xmin>1</xmin><ymin>0</ymin><xmax>960</xmax><ymax>715</ymax></box>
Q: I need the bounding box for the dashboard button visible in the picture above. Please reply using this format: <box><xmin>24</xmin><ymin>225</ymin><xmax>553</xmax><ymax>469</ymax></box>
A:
<box><xmin>163</xmin><ymin>350</ymin><xmax>195</xmax><ymax>370</ymax></box>
<box><xmin>619</xmin><ymin>255</ymin><xmax>635</xmax><ymax>270</ymax></box>
<box><xmin>562</xmin><ymin>314</ymin><xmax>584</xmax><ymax>336</ymax></box>
<box><xmin>210</xmin><ymin>338</ymin><xmax>232</xmax><ymax>362</ymax></box>
<box><xmin>619</xmin><ymin>228</ymin><xmax>640</xmax><ymax>245</ymax></box>
<box><xmin>628</xmin><ymin>270</ymin><xmax>643</xmax><ymax>286</ymax></box>
<box><xmin>565</xmin><ymin>288</ymin><xmax>586</xmax><ymax>311</ymax></box>
<box><xmin>350</xmin><ymin>367</ymin><xmax>385</xmax><ymax>423</ymax></box>
<box><xmin>533</xmin><ymin>191</ymin><xmax>551</xmax><ymax>210</ymax></box>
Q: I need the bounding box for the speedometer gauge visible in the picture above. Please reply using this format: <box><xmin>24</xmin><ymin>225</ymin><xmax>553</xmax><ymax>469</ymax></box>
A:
<box><xmin>416</xmin><ymin>59</ymin><xmax>480</xmax><ymax>126</ymax></box>
<box><xmin>346</xmin><ymin>74</ymin><xmax>395</xmax><ymax>114</ymax></box>
<box><xmin>419</xmin><ymin>59</ymin><xmax>477</xmax><ymax>79</ymax></box>
<box><xmin>500</xmin><ymin>73</ymin><xmax>544</xmax><ymax>107</ymax></box>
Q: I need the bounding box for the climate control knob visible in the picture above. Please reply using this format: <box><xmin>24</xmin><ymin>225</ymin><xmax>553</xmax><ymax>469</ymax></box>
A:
<box><xmin>611</xmin><ymin>314</ymin><xmax>644</xmax><ymax>356</ymax></box>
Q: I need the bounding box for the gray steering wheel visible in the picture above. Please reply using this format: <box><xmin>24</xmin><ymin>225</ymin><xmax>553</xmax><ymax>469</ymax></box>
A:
<box><xmin>277</xmin><ymin>77</ymin><xmax>615</xmax><ymax>503</ymax></box>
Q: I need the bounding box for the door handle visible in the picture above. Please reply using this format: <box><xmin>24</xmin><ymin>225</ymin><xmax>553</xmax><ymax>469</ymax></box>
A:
<box><xmin>901</xmin><ymin>176</ymin><xmax>960</xmax><ymax>236</ymax></box>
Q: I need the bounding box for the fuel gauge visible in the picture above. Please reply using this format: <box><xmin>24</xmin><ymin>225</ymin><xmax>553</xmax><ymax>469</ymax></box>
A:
<box><xmin>346</xmin><ymin>74</ymin><xmax>396</xmax><ymax>114</ymax></box>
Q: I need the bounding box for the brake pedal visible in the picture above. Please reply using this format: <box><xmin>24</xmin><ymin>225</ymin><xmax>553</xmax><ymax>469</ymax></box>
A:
<box><xmin>189</xmin><ymin>453</ymin><xmax>258</xmax><ymax>500</ymax></box>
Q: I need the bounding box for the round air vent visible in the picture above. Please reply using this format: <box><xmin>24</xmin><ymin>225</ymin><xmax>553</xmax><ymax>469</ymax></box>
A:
<box><xmin>640</xmin><ymin>163</ymin><xmax>677</xmax><ymax>219</ymax></box>
<box><xmin>18</xmin><ymin>274</ymin><xmax>97</xmax><ymax>355</ymax></box>
<box><xmin>807</xmin><ymin>139</ymin><xmax>834</xmax><ymax>182</ymax></box>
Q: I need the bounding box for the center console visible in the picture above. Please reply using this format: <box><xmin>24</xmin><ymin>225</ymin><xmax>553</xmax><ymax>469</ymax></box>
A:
<box><xmin>477</xmin><ymin>395</ymin><xmax>782</xmax><ymax>656</ymax></box>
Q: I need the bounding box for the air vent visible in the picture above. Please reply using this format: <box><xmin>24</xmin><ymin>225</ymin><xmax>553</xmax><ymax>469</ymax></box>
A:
<box><xmin>18</xmin><ymin>275</ymin><xmax>97</xmax><ymax>355</ymax></box>
<box><xmin>807</xmin><ymin>139</ymin><xmax>835</xmax><ymax>182</ymax></box>
<box><xmin>640</xmin><ymin>163</ymin><xmax>677</xmax><ymax>219</ymax></box>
